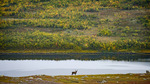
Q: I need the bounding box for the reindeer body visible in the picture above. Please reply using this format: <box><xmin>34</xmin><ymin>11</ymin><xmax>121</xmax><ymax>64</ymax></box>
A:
<box><xmin>146</xmin><ymin>70</ymin><xmax>150</xmax><ymax>74</ymax></box>
<box><xmin>72</xmin><ymin>70</ymin><xmax>77</xmax><ymax>75</ymax></box>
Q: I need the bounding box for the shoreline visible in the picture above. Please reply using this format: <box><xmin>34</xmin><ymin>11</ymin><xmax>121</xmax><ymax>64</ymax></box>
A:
<box><xmin>0</xmin><ymin>73</ymin><xmax>147</xmax><ymax>78</ymax></box>
<box><xmin>0</xmin><ymin>52</ymin><xmax>150</xmax><ymax>55</ymax></box>
<box><xmin>0</xmin><ymin>49</ymin><xmax>150</xmax><ymax>54</ymax></box>
<box><xmin>1</xmin><ymin>73</ymin><xmax>150</xmax><ymax>84</ymax></box>
<box><xmin>0</xmin><ymin>51</ymin><xmax>150</xmax><ymax>56</ymax></box>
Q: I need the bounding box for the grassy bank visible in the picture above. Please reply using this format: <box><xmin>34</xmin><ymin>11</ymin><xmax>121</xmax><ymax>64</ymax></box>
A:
<box><xmin>1</xmin><ymin>49</ymin><xmax>150</xmax><ymax>54</ymax></box>
<box><xmin>0</xmin><ymin>49</ymin><xmax>98</xmax><ymax>53</ymax></box>
<box><xmin>0</xmin><ymin>74</ymin><xmax>150</xmax><ymax>84</ymax></box>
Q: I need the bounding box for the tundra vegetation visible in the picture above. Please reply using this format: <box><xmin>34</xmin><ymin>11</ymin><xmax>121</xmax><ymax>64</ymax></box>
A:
<box><xmin>0</xmin><ymin>74</ymin><xmax>150</xmax><ymax>84</ymax></box>
<box><xmin>0</xmin><ymin>0</ymin><xmax>150</xmax><ymax>53</ymax></box>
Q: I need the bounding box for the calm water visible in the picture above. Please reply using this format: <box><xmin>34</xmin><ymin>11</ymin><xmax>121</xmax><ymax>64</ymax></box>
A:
<box><xmin>0</xmin><ymin>60</ymin><xmax>150</xmax><ymax>77</ymax></box>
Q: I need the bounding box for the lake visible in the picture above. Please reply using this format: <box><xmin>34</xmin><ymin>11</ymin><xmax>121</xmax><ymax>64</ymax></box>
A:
<box><xmin>0</xmin><ymin>53</ymin><xmax>150</xmax><ymax>77</ymax></box>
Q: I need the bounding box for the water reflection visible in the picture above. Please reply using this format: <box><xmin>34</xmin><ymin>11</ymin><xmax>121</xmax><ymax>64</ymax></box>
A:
<box><xmin>0</xmin><ymin>53</ymin><xmax>150</xmax><ymax>61</ymax></box>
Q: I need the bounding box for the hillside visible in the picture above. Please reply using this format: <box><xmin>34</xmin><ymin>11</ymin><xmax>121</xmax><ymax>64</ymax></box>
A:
<box><xmin>0</xmin><ymin>0</ymin><xmax>150</xmax><ymax>53</ymax></box>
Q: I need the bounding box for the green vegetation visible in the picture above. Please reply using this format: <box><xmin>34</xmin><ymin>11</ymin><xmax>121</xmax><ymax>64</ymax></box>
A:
<box><xmin>0</xmin><ymin>74</ymin><xmax>150</xmax><ymax>84</ymax></box>
<box><xmin>0</xmin><ymin>0</ymin><xmax>150</xmax><ymax>53</ymax></box>
<box><xmin>0</xmin><ymin>30</ymin><xmax>149</xmax><ymax>51</ymax></box>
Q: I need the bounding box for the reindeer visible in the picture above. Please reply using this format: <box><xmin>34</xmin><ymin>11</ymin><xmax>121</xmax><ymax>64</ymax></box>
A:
<box><xmin>72</xmin><ymin>70</ymin><xmax>78</xmax><ymax>75</ymax></box>
<box><xmin>146</xmin><ymin>70</ymin><xmax>150</xmax><ymax>74</ymax></box>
